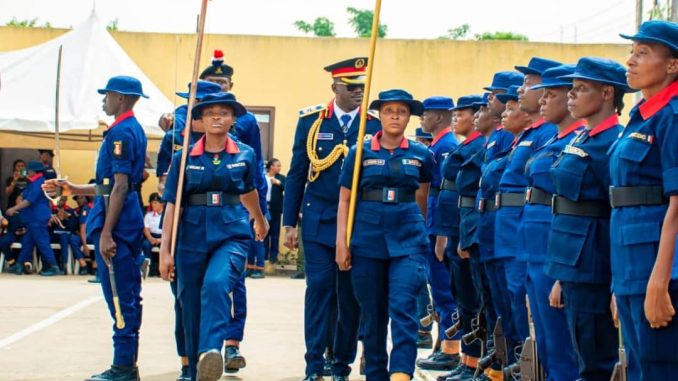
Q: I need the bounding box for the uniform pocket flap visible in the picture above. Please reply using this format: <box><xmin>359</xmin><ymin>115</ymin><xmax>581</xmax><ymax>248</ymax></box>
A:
<box><xmin>618</xmin><ymin>138</ymin><xmax>652</xmax><ymax>163</ymax></box>
<box><xmin>355</xmin><ymin>210</ymin><xmax>381</xmax><ymax>225</ymax></box>
<box><xmin>621</xmin><ymin>221</ymin><xmax>661</xmax><ymax>245</ymax></box>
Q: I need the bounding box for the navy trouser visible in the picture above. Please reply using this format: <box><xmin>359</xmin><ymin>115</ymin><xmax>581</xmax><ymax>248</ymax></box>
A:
<box><xmin>0</xmin><ymin>232</ymin><xmax>19</xmax><ymax>261</ymax></box>
<box><xmin>247</xmin><ymin>238</ymin><xmax>265</xmax><ymax>269</ymax></box>
<box><xmin>426</xmin><ymin>235</ymin><xmax>458</xmax><ymax>341</ymax></box>
<box><xmin>468</xmin><ymin>246</ymin><xmax>497</xmax><ymax>337</ymax></box>
<box><xmin>303</xmin><ymin>241</ymin><xmax>360</xmax><ymax>376</ymax></box>
<box><xmin>447</xmin><ymin>240</ymin><xmax>481</xmax><ymax>357</ymax></box>
<box><xmin>141</xmin><ymin>232</ymin><xmax>161</xmax><ymax>260</ymax></box>
<box><xmin>484</xmin><ymin>259</ymin><xmax>520</xmax><ymax>362</ymax></box>
<box><xmin>616</xmin><ymin>288</ymin><xmax>678</xmax><ymax>381</ymax></box>
<box><xmin>505</xmin><ymin>258</ymin><xmax>529</xmax><ymax>343</ymax></box>
<box><xmin>265</xmin><ymin>212</ymin><xmax>281</xmax><ymax>263</ymax></box>
<box><xmin>176</xmin><ymin>240</ymin><xmax>248</xmax><ymax>381</ymax></box>
<box><xmin>560</xmin><ymin>282</ymin><xmax>617</xmax><ymax>381</ymax></box>
<box><xmin>18</xmin><ymin>223</ymin><xmax>57</xmax><ymax>267</ymax></box>
<box><xmin>525</xmin><ymin>263</ymin><xmax>578</xmax><ymax>381</ymax></box>
<box><xmin>92</xmin><ymin>231</ymin><xmax>143</xmax><ymax>367</ymax></box>
<box><xmin>54</xmin><ymin>232</ymin><xmax>84</xmax><ymax>262</ymax></box>
<box><xmin>352</xmin><ymin>254</ymin><xmax>426</xmax><ymax>380</ymax></box>
<box><xmin>226</xmin><ymin>275</ymin><xmax>247</xmax><ymax>341</ymax></box>
<box><xmin>169</xmin><ymin>279</ymin><xmax>186</xmax><ymax>357</ymax></box>
<box><xmin>416</xmin><ymin>286</ymin><xmax>433</xmax><ymax>333</ymax></box>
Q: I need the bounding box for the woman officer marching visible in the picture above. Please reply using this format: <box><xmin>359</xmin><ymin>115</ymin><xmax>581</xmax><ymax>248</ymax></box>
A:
<box><xmin>544</xmin><ymin>57</ymin><xmax>631</xmax><ymax>381</ymax></box>
<box><xmin>336</xmin><ymin>89</ymin><xmax>434</xmax><ymax>381</ymax></box>
<box><xmin>159</xmin><ymin>92</ymin><xmax>268</xmax><ymax>381</ymax></box>
<box><xmin>609</xmin><ymin>20</ymin><xmax>678</xmax><ymax>381</ymax></box>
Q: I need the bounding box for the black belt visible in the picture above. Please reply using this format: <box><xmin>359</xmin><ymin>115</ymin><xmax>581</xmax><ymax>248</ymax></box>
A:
<box><xmin>478</xmin><ymin>198</ymin><xmax>498</xmax><ymax>213</ymax></box>
<box><xmin>95</xmin><ymin>183</ymin><xmax>141</xmax><ymax>196</ymax></box>
<box><xmin>441</xmin><ymin>179</ymin><xmax>457</xmax><ymax>192</ymax></box>
<box><xmin>429</xmin><ymin>188</ymin><xmax>441</xmax><ymax>197</ymax></box>
<box><xmin>362</xmin><ymin>188</ymin><xmax>416</xmax><ymax>203</ymax></box>
<box><xmin>552</xmin><ymin>196</ymin><xmax>610</xmax><ymax>218</ymax></box>
<box><xmin>525</xmin><ymin>187</ymin><xmax>551</xmax><ymax>206</ymax></box>
<box><xmin>458</xmin><ymin>196</ymin><xmax>476</xmax><ymax>209</ymax></box>
<box><xmin>495</xmin><ymin>192</ymin><xmax>526</xmax><ymax>208</ymax></box>
<box><xmin>609</xmin><ymin>186</ymin><xmax>667</xmax><ymax>208</ymax></box>
<box><xmin>187</xmin><ymin>192</ymin><xmax>240</xmax><ymax>206</ymax></box>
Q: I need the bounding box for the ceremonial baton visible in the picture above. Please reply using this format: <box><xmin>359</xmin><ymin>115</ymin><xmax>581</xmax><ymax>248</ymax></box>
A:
<box><xmin>346</xmin><ymin>0</ymin><xmax>382</xmax><ymax>246</ymax></box>
<box><xmin>44</xmin><ymin>45</ymin><xmax>67</xmax><ymax>204</ymax></box>
<box><xmin>102</xmin><ymin>180</ymin><xmax>125</xmax><ymax>330</ymax></box>
<box><xmin>169</xmin><ymin>0</ymin><xmax>209</xmax><ymax>258</ymax></box>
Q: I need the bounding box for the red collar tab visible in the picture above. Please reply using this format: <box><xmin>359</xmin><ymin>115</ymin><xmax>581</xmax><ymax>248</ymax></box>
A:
<box><xmin>462</xmin><ymin>131</ymin><xmax>482</xmax><ymax>145</ymax></box>
<box><xmin>526</xmin><ymin>117</ymin><xmax>546</xmax><ymax>130</ymax></box>
<box><xmin>496</xmin><ymin>125</ymin><xmax>504</xmax><ymax>131</ymax></box>
<box><xmin>109</xmin><ymin>110</ymin><xmax>135</xmax><ymax>130</ymax></box>
<box><xmin>189</xmin><ymin>135</ymin><xmax>240</xmax><ymax>157</ymax></box>
<box><xmin>324</xmin><ymin>100</ymin><xmax>335</xmax><ymax>119</ymax></box>
<box><xmin>431</xmin><ymin>127</ymin><xmax>452</xmax><ymax>146</ymax></box>
<box><xmin>589</xmin><ymin>114</ymin><xmax>620</xmax><ymax>137</ymax></box>
<box><xmin>28</xmin><ymin>173</ymin><xmax>44</xmax><ymax>182</ymax></box>
<box><xmin>370</xmin><ymin>131</ymin><xmax>409</xmax><ymax>151</ymax></box>
<box><xmin>639</xmin><ymin>81</ymin><xmax>678</xmax><ymax>120</ymax></box>
<box><xmin>558</xmin><ymin>120</ymin><xmax>586</xmax><ymax>139</ymax></box>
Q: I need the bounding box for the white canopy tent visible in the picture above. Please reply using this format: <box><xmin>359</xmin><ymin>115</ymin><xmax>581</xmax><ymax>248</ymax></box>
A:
<box><xmin>0</xmin><ymin>12</ymin><xmax>171</xmax><ymax>137</ymax></box>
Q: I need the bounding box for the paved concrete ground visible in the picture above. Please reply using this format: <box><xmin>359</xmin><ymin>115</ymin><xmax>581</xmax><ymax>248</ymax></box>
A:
<box><xmin>0</xmin><ymin>273</ymin><xmax>443</xmax><ymax>381</ymax></box>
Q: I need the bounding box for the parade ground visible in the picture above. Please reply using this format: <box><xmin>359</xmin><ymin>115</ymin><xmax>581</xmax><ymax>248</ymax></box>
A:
<box><xmin>0</xmin><ymin>273</ymin><xmax>440</xmax><ymax>381</ymax></box>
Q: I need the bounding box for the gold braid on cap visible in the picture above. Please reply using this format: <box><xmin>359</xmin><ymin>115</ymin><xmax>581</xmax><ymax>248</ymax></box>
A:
<box><xmin>306</xmin><ymin>109</ymin><xmax>348</xmax><ymax>182</ymax></box>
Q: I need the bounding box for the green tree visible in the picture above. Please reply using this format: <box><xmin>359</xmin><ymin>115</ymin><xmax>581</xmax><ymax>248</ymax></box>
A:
<box><xmin>346</xmin><ymin>7</ymin><xmax>387</xmax><ymax>38</ymax></box>
<box><xmin>294</xmin><ymin>16</ymin><xmax>336</xmax><ymax>37</ymax></box>
<box><xmin>6</xmin><ymin>17</ymin><xmax>38</xmax><ymax>27</ymax></box>
<box><xmin>107</xmin><ymin>18</ymin><xmax>119</xmax><ymax>31</ymax></box>
<box><xmin>439</xmin><ymin>23</ymin><xmax>470</xmax><ymax>40</ymax></box>
<box><xmin>474</xmin><ymin>31</ymin><xmax>528</xmax><ymax>41</ymax></box>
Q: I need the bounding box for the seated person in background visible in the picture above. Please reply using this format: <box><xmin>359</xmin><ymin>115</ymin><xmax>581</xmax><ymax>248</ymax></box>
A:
<box><xmin>74</xmin><ymin>194</ymin><xmax>95</xmax><ymax>274</ymax></box>
<box><xmin>142</xmin><ymin>192</ymin><xmax>163</xmax><ymax>276</ymax></box>
<box><xmin>1</xmin><ymin>203</ymin><xmax>27</xmax><ymax>267</ymax></box>
<box><xmin>49</xmin><ymin>196</ymin><xmax>89</xmax><ymax>275</ymax></box>
<box><xmin>5</xmin><ymin>159</ymin><xmax>28</xmax><ymax>209</ymax></box>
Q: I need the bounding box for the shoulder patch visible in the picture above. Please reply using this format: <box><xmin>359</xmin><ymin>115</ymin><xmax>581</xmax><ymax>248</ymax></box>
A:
<box><xmin>299</xmin><ymin>104</ymin><xmax>326</xmax><ymax>117</ymax></box>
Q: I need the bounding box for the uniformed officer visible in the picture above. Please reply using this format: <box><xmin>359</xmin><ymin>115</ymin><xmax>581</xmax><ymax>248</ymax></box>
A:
<box><xmin>283</xmin><ymin>57</ymin><xmax>380</xmax><ymax>381</ymax></box>
<box><xmin>336</xmin><ymin>89</ymin><xmax>432</xmax><ymax>381</ymax></box>
<box><xmin>50</xmin><ymin>196</ymin><xmax>89</xmax><ymax>275</ymax></box>
<box><xmin>495</xmin><ymin>58</ymin><xmax>560</xmax><ymax>357</ymax></box>
<box><xmin>544</xmin><ymin>57</ymin><xmax>630</xmax><ymax>381</ymax></box>
<box><xmin>412</xmin><ymin>126</ymin><xmax>433</xmax><ymax>147</ymax></box>
<box><xmin>74</xmin><ymin>194</ymin><xmax>95</xmax><ymax>274</ymax></box>
<box><xmin>38</xmin><ymin>149</ymin><xmax>58</xmax><ymax>180</ymax></box>
<box><xmin>159</xmin><ymin>92</ymin><xmax>268</xmax><ymax>381</ymax></box>
<box><xmin>417</xmin><ymin>96</ymin><xmax>461</xmax><ymax>371</ymax></box>
<box><xmin>43</xmin><ymin>75</ymin><xmax>149</xmax><ymax>381</ymax></box>
<box><xmin>431</xmin><ymin>95</ymin><xmax>484</xmax><ymax>380</ymax></box>
<box><xmin>522</xmin><ymin>64</ymin><xmax>582</xmax><ymax>381</ymax></box>
<box><xmin>609</xmin><ymin>21</ymin><xmax>678</xmax><ymax>381</ymax></box>
<box><xmin>7</xmin><ymin>161</ymin><xmax>62</xmax><ymax>276</ymax></box>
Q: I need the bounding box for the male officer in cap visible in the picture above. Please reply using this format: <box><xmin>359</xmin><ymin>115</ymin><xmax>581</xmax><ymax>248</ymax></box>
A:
<box><xmin>44</xmin><ymin>75</ymin><xmax>148</xmax><ymax>381</ymax></box>
<box><xmin>284</xmin><ymin>57</ymin><xmax>381</xmax><ymax>381</ymax></box>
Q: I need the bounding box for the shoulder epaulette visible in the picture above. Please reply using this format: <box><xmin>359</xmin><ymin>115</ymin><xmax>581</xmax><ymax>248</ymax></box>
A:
<box><xmin>299</xmin><ymin>104</ymin><xmax>326</xmax><ymax>117</ymax></box>
<box><xmin>367</xmin><ymin>109</ymin><xmax>379</xmax><ymax>119</ymax></box>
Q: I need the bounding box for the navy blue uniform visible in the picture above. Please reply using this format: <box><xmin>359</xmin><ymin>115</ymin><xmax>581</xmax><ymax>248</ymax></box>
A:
<box><xmin>283</xmin><ymin>101</ymin><xmax>380</xmax><ymax>376</ymax></box>
<box><xmin>609</xmin><ymin>82</ymin><xmax>678</xmax><ymax>381</ymax></box>
<box><xmin>17</xmin><ymin>173</ymin><xmax>59</xmax><ymax>268</ymax></box>
<box><xmin>522</xmin><ymin>121</ymin><xmax>584</xmax><ymax>381</ymax></box>
<box><xmin>163</xmin><ymin>136</ymin><xmax>255</xmax><ymax>381</ymax></box>
<box><xmin>339</xmin><ymin>132</ymin><xmax>432</xmax><ymax>379</ymax></box>
<box><xmin>50</xmin><ymin>204</ymin><xmax>85</xmax><ymax>266</ymax></box>
<box><xmin>545</xmin><ymin>115</ymin><xmax>621</xmax><ymax>381</ymax></box>
<box><xmin>87</xmin><ymin>110</ymin><xmax>147</xmax><ymax>367</ymax></box>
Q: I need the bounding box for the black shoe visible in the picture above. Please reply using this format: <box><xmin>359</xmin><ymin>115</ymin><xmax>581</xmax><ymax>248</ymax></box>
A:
<box><xmin>437</xmin><ymin>364</ymin><xmax>465</xmax><ymax>381</ymax></box>
<box><xmin>290</xmin><ymin>271</ymin><xmax>306</xmax><ymax>279</ymax></box>
<box><xmin>8</xmin><ymin>263</ymin><xmax>23</xmax><ymax>275</ymax></box>
<box><xmin>332</xmin><ymin>376</ymin><xmax>348</xmax><ymax>381</ymax></box>
<box><xmin>79</xmin><ymin>266</ymin><xmax>90</xmax><ymax>275</ymax></box>
<box><xmin>40</xmin><ymin>265</ymin><xmax>64</xmax><ymax>276</ymax></box>
<box><xmin>224</xmin><ymin>345</ymin><xmax>246</xmax><ymax>373</ymax></box>
<box><xmin>250</xmin><ymin>270</ymin><xmax>265</xmax><ymax>279</ymax></box>
<box><xmin>417</xmin><ymin>331</ymin><xmax>433</xmax><ymax>349</ymax></box>
<box><xmin>446</xmin><ymin>364</ymin><xmax>477</xmax><ymax>381</ymax></box>
<box><xmin>322</xmin><ymin>357</ymin><xmax>333</xmax><ymax>377</ymax></box>
<box><xmin>416</xmin><ymin>351</ymin><xmax>460</xmax><ymax>371</ymax></box>
<box><xmin>197</xmin><ymin>349</ymin><xmax>223</xmax><ymax>381</ymax></box>
<box><xmin>302</xmin><ymin>375</ymin><xmax>324</xmax><ymax>381</ymax></box>
<box><xmin>88</xmin><ymin>275</ymin><xmax>101</xmax><ymax>283</ymax></box>
<box><xmin>84</xmin><ymin>365</ymin><xmax>139</xmax><ymax>381</ymax></box>
<box><xmin>176</xmin><ymin>365</ymin><xmax>191</xmax><ymax>381</ymax></box>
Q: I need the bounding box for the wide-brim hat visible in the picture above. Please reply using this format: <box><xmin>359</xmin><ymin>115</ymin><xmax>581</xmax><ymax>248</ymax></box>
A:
<box><xmin>559</xmin><ymin>57</ymin><xmax>635</xmax><ymax>93</ymax></box>
<box><xmin>191</xmin><ymin>92</ymin><xmax>247</xmax><ymax>119</ymax></box>
<box><xmin>176</xmin><ymin>80</ymin><xmax>222</xmax><ymax>100</ymax></box>
<box><xmin>369</xmin><ymin>89</ymin><xmax>424</xmax><ymax>116</ymax></box>
<box><xmin>496</xmin><ymin>85</ymin><xmax>520</xmax><ymax>104</ymax></box>
<box><xmin>422</xmin><ymin>96</ymin><xmax>455</xmax><ymax>111</ymax></box>
<box><xmin>530</xmin><ymin>64</ymin><xmax>576</xmax><ymax>90</ymax></box>
<box><xmin>450</xmin><ymin>95</ymin><xmax>484</xmax><ymax>111</ymax></box>
<box><xmin>97</xmin><ymin>76</ymin><xmax>149</xmax><ymax>98</ymax></box>
<box><xmin>620</xmin><ymin>20</ymin><xmax>678</xmax><ymax>53</ymax></box>
<box><xmin>515</xmin><ymin>57</ymin><xmax>562</xmax><ymax>76</ymax></box>
<box><xmin>26</xmin><ymin>161</ymin><xmax>46</xmax><ymax>172</ymax></box>
<box><xmin>483</xmin><ymin>71</ymin><xmax>524</xmax><ymax>91</ymax></box>
<box><xmin>472</xmin><ymin>93</ymin><xmax>490</xmax><ymax>108</ymax></box>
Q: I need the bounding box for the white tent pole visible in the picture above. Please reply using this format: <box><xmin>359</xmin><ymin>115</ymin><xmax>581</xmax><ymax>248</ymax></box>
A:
<box><xmin>54</xmin><ymin>45</ymin><xmax>63</xmax><ymax>176</ymax></box>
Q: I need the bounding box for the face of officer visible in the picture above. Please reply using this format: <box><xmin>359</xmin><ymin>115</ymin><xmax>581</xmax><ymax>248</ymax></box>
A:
<box><xmin>488</xmin><ymin>90</ymin><xmax>507</xmax><ymax>117</ymax></box>
<box><xmin>518</xmin><ymin>74</ymin><xmax>544</xmax><ymax>114</ymax></box>
<box><xmin>539</xmin><ymin>87</ymin><xmax>571</xmax><ymax>124</ymax></box>
<box><xmin>453</xmin><ymin>108</ymin><xmax>475</xmax><ymax>136</ymax></box>
<box><xmin>626</xmin><ymin>42</ymin><xmax>678</xmax><ymax>93</ymax></box>
<box><xmin>200</xmin><ymin>104</ymin><xmax>236</xmax><ymax>136</ymax></box>
<box><xmin>474</xmin><ymin>105</ymin><xmax>496</xmax><ymax>135</ymax></box>
<box><xmin>204</xmin><ymin>76</ymin><xmax>233</xmax><ymax>92</ymax></box>
<box><xmin>102</xmin><ymin>92</ymin><xmax>138</xmax><ymax>117</ymax></box>
<box><xmin>379</xmin><ymin>101</ymin><xmax>411</xmax><ymax>136</ymax></box>
<box><xmin>501</xmin><ymin>100</ymin><xmax>531</xmax><ymax>135</ymax></box>
<box><xmin>567</xmin><ymin>79</ymin><xmax>614</xmax><ymax>120</ymax></box>
<box><xmin>332</xmin><ymin>80</ymin><xmax>364</xmax><ymax>112</ymax></box>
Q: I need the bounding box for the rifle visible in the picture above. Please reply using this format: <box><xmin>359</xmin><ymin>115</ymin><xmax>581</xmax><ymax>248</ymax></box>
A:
<box><xmin>419</xmin><ymin>284</ymin><xmax>441</xmax><ymax>353</ymax></box>
<box><xmin>445</xmin><ymin>310</ymin><xmax>462</xmax><ymax>339</ymax></box>
<box><xmin>475</xmin><ymin>317</ymin><xmax>508</xmax><ymax>379</ymax></box>
<box><xmin>610</xmin><ymin>325</ymin><xmax>627</xmax><ymax>381</ymax></box>
<box><xmin>518</xmin><ymin>296</ymin><xmax>544</xmax><ymax>381</ymax></box>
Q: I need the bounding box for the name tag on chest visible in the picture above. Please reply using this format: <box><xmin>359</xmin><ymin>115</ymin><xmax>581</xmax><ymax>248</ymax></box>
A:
<box><xmin>563</xmin><ymin>145</ymin><xmax>589</xmax><ymax>158</ymax></box>
<box><xmin>628</xmin><ymin>132</ymin><xmax>654</xmax><ymax>144</ymax></box>
<box><xmin>227</xmin><ymin>162</ymin><xmax>247</xmax><ymax>169</ymax></box>
<box><xmin>187</xmin><ymin>165</ymin><xmax>205</xmax><ymax>171</ymax></box>
<box><xmin>402</xmin><ymin>159</ymin><xmax>421</xmax><ymax>167</ymax></box>
<box><xmin>487</xmin><ymin>141</ymin><xmax>496</xmax><ymax>149</ymax></box>
<box><xmin>317</xmin><ymin>133</ymin><xmax>334</xmax><ymax>140</ymax></box>
<box><xmin>518</xmin><ymin>141</ymin><xmax>533</xmax><ymax>147</ymax></box>
<box><xmin>363</xmin><ymin>159</ymin><xmax>385</xmax><ymax>166</ymax></box>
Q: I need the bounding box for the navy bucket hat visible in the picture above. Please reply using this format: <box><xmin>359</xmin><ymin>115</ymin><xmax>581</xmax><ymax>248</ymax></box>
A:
<box><xmin>97</xmin><ymin>76</ymin><xmax>149</xmax><ymax>98</ymax></box>
<box><xmin>176</xmin><ymin>80</ymin><xmax>222</xmax><ymax>100</ymax></box>
<box><xmin>530</xmin><ymin>64</ymin><xmax>577</xmax><ymax>90</ymax></box>
<box><xmin>369</xmin><ymin>89</ymin><xmax>424</xmax><ymax>116</ymax></box>
<box><xmin>559</xmin><ymin>57</ymin><xmax>634</xmax><ymax>92</ymax></box>
<box><xmin>620</xmin><ymin>20</ymin><xmax>678</xmax><ymax>53</ymax></box>
<box><xmin>191</xmin><ymin>92</ymin><xmax>247</xmax><ymax>119</ymax></box>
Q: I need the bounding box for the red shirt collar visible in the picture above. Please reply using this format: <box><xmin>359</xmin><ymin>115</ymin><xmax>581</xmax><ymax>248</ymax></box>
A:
<box><xmin>496</xmin><ymin>125</ymin><xmax>504</xmax><ymax>131</ymax></box>
<box><xmin>462</xmin><ymin>131</ymin><xmax>482</xmax><ymax>145</ymax></box>
<box><xmin>189</xmin><ymin>135</ymin><xmax>240</xmax><ymax>156</ymax></box>
<box><xmin>557</xmin><ymin>120</ymin><xmax>586</xmax><ymax>139</ymax></box>
<box><xmin>589</xmin><ymin>114</ymin><xmax>620</xmax><ymax>137</ymax></box>
<box><xmin>526</xmin><ymin>116</ymin><xmax>546</xmax><ymax>131</ymax></box>
<box><xmin>109</xmin><ymin>110</ymin><xmax>135</xmax><ymax>130</ymax></box>
<box><xmin>28</xmin><ymin>173</ymin><xmax>43</xmax><ymax>182</ymax></box>
<box><xmin>431</xmin><ymin>127</ymin><xmax>452</xmax><ymax>146</ymax></box>
<box><xmin>370</xmin><ymin>131</ymin><xmax>409</xmax><ymax>151</ymax></box>
<box><xmin>639</xmin><ymin>81</ymin><xmax>678</xmax><ymax>120</ymax></box>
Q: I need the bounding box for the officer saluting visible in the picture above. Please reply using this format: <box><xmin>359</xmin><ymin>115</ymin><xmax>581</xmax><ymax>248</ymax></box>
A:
<box><xmin>43</xmin><ymin>76</ymin><xmax>148</xmax><ymax>381</ymax></box>
<box><xmin>283</xmin><ymin>57</ymin><xmax>381</xmax><ymax>381</ymax></box>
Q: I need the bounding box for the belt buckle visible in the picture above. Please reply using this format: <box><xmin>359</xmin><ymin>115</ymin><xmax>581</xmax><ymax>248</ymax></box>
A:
<box><xmin>525</xmin><ymin>188</ymin><xmax>533</xmax><ymax>204</ymax></box>
<box><xmin>551</xmin><ymin>195</ymin><xmax>557</xmax><ymax>214</ymax></box>
<box><xmin>207</xmin><ymin>191</ymin><xmax>223</xmax><ymax>206</ymax></box>
<box><xmin>608</xmin><ymin>186</ymin><xmax>616</xmax><ymax>208</ymax></box>
<box><xmin>478</xmin><ymin>199</ymin><xmax>485</xmax><ymax>212</ymax></box>
<box><xmin>495</xmin><ymin>193</ymin><xmax>501</xmax><ymax>208</ymax></box>
<box><xmin>457</xmin><ymin>196</ymin><xmax>462</xmax><ymax>209</ymax></box>
<box><xmin>383</xmin><ymin>188</ymin><xmax>398</xmax><ymax>204</ymax></box>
